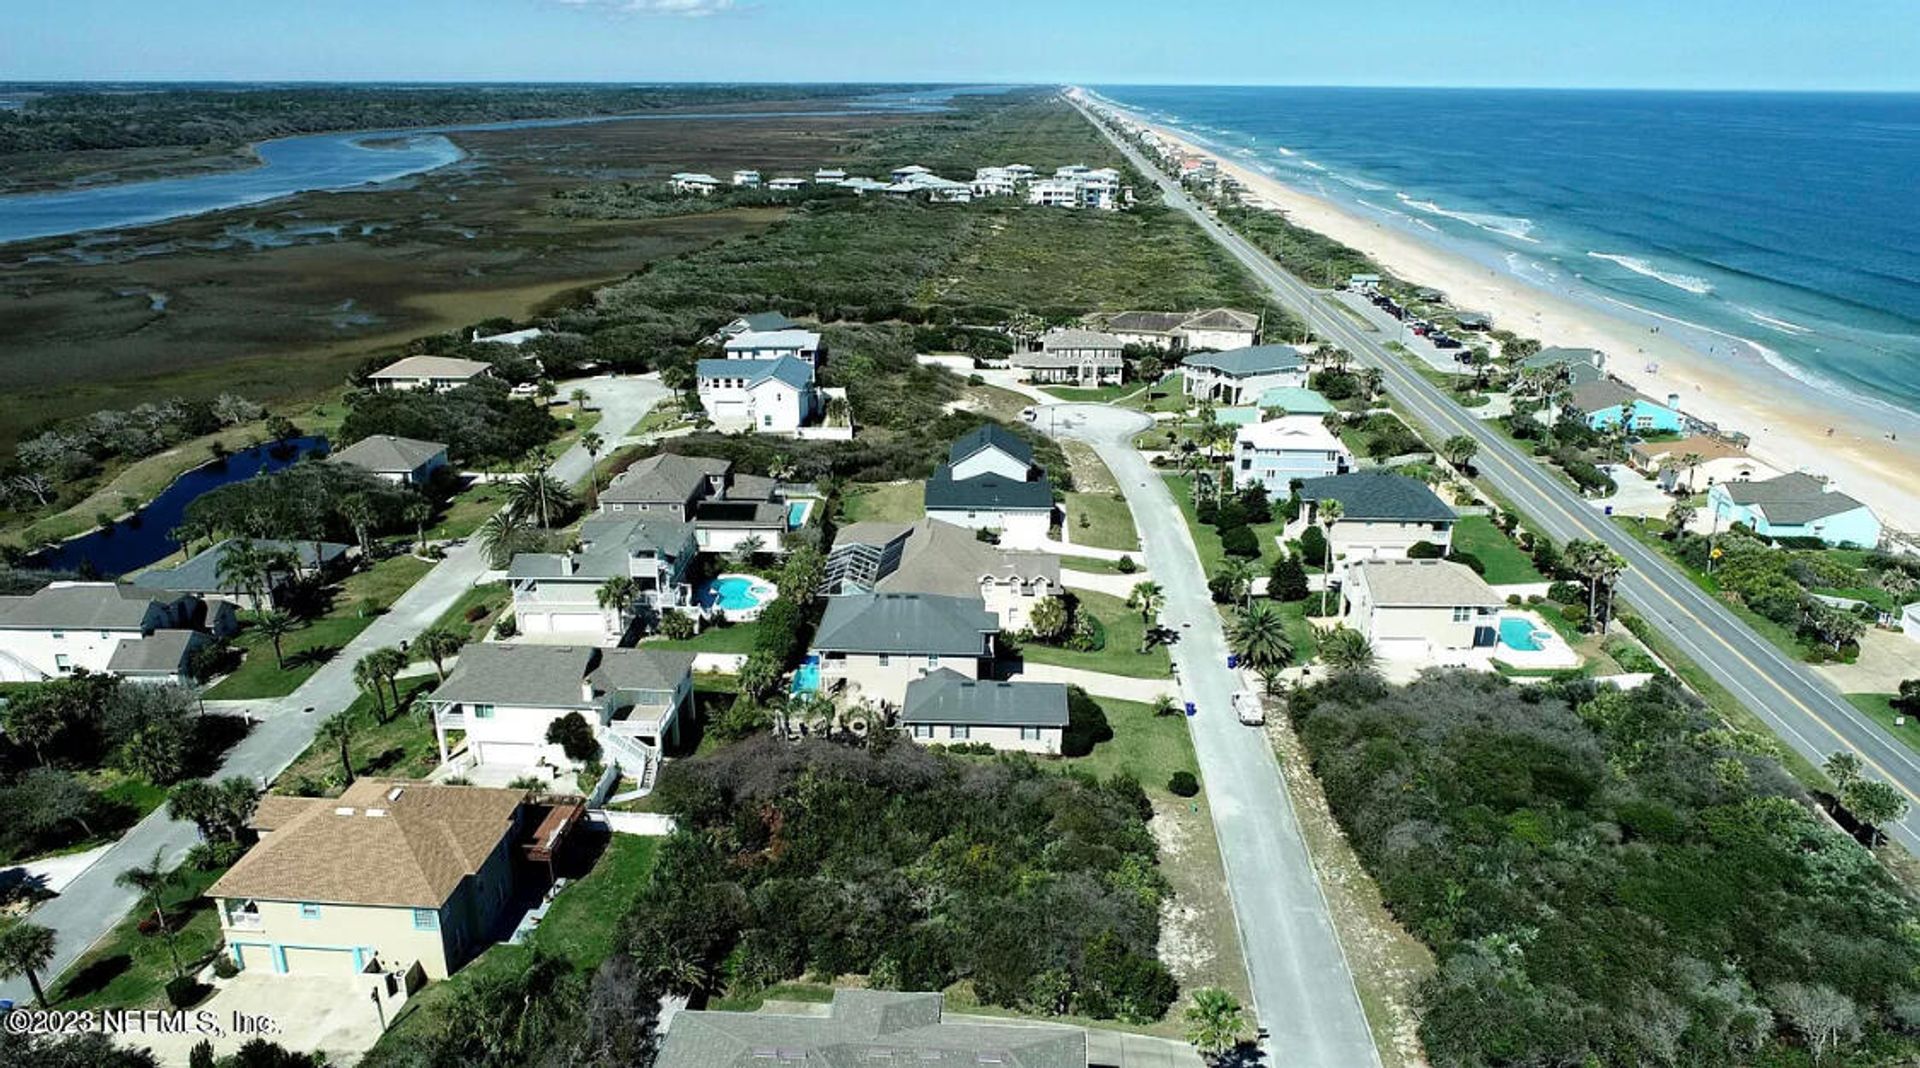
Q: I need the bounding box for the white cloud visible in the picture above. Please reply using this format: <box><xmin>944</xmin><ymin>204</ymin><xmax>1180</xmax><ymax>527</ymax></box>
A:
<box><xmin>554</xmin><ymin>0</ymin><xmax>739</xmax><ymax>17</ymax></box>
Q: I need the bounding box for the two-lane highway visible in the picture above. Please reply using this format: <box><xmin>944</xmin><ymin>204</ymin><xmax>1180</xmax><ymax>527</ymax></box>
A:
<box><xmin>1073</xmin><ymin>94</ymin><xmax>1920</xmax><ymax>853</ymax></box>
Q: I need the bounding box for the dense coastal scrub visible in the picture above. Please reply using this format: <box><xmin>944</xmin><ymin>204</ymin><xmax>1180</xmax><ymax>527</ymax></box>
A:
<box><xmin>1290</xmin><ymin>670</ymin><xmax>1920</xmax><ymax>1066</ymax></box>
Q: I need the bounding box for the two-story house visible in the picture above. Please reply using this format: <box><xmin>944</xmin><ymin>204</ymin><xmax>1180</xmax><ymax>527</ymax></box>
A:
<box><xmin>507</xmin><ymin>515</ymin><xmax>698</xmax><ymax>644</ymax></box>
<box><xmin>0</xmin><ymin>582</ymin><xmax>230</xmax><ymax>683</ymax></box>
<box><xmin>696</xmin><ymin>354</ymin><xmax>821</xmax><ymax>432</ymax></box>
<box><xmin>1709</xmin><ymin>472</ymin><xmax>1882</xmax><ymax>548</ymax></box>
<box><xmin>427</xmin><ymin>643</ymin><xmax>695</xmax><ymax>788</ymax></box>
<box><xmin>365</xmin><ymin>356</ymin><xmax>494</xmax><ymax>393</ymax></box>
<box><xmin>1234</xmin><ymin>415</ymin><xmax>1353</xmax><ymax>493</ymax></box>
<box><xmin>1104</xmin><ymin>308</ymin><xmax>1259</xmax><ymax>352</ymax></box>
<box><xmin>824</xmin><ymin>519</ymin><xmax>1061</xmax><ymax>633</ymax></box>
<box><xmin>923</xmin><ymin>425</ymin><xmax>1056</xmax><ymax>550</ymax></box>
<box><xmin>722</xmin><ymin>328</ymin><xmax>826</xmax><ymax>369</ymax></box>
<box><xmin>1183</xmin><ymin>344</ymin><xmax>1309</xmax><ymax>405</ymax></box>
<box><xmin>810</xmin><ymin>592</ymin><xmax>998</xmax><ymax>707</ymax></box>
<box><xmin>599</xmin><ymin>453</ymin><xmax>796</xmax><ymax>555</ymax></box>
<box><xmin>1015</xmin><ymin>328</ymin><xmax>1125</xmax><ymax>386</ymax></box>
<box><xmin>1343</xmin><ymin>559</ymin><xmax>1503</xmax><ymax>660</ymax></box>
<box><xmin>209</xmin><ymin>780</ymin><xmax>529</xmax><ymax>981</ymax></box>
<box><xmin>1565</xmin><ymin>379</ymin><xmax>1687</xmax><ymax>434</ymax></box>
<box><xmin>706</xmin><ymin>310</ymin><xmax>800</xmax><ymax>344</ymax></box>
<box><xmin>1292</xmin><ymin>472</ymin><xmax>1459</xmax><ymax>578</ymax></box>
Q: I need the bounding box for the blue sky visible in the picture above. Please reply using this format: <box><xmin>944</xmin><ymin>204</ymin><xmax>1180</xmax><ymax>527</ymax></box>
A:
<box><xmin>3</xmin><ymin>0</ymin><xmax>1917</xmax><ymax>90</ymax></box>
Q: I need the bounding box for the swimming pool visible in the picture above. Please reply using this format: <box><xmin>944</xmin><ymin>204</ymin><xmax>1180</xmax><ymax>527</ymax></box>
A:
<box><xmin>1498</xmin><ymin>616</ymin><xmax>1547</xmax><ymax>652</ymax></box>
<box><xmin>786</xmin><ymin>499</ymin><xmax>813</xmax><ymax>529</ymax></box>
<box><xmin>790</xmin><ymin>655</ymin><xmax>821</xmax><ymax>696</ymax></box>
<box><xmin>697</xmin><ymin>573</ymin><xmax>777</xmax><ymax>619</ymax></box>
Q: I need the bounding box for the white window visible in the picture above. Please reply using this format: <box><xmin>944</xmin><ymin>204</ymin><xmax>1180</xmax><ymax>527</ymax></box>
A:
<box><xmin>413</xmin><ymin>909</ymin><xmax>439</xmax><ymax>931</ymax></box>
<box><xmin>1020</xmin><ymin>727</ymin><xmax>1042</xmax><ymax>741</ymax></box>
<box><xmin>912</xmin><ymin>725</ymin><xmax>933</xmax><ymax>739</ymax></box>
<box><xmin>51</xmin><ymin>630</ymin><xmax>64</xmax><ymax>640</ymax></box>
<box><xmin>877</xmin><ymin>654</ymin><xmax>890</xmax><ymax>667</ymax></box>
<box><xmin>474</xmin><ymin>704</ymin><xmax>495</xmax><ymax>719</ymax></box>
<box><xmin>1451</xmin><ymin>606</ymin><xmax>1471</xmax><ymax>623</ymax></box>
<box><xmin>55</xmin><ymin>654</ymin><xmax>71</xmax><ymax>672</ymax></box>
<box><xmin>949</xmin><ymin>725</ymin><xmax>970</xmax><ymax>740</ymax></box>
<box><xmin>927</xmin><ymin>655</ymin><xmax>940</xmax><ymax>668</ymax></box>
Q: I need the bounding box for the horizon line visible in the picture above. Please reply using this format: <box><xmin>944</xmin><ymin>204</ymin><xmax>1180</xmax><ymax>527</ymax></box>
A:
<box><xmin>4</xmin><ymin>78</ymin><xmax>1919</xmax><ymax>95</ymax></box>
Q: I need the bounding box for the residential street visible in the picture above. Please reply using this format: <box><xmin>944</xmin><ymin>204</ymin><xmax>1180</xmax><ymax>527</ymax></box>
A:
<box><xmin>0</xmin><ymin>375</ymin><xmax>670</xmax><ymax>1004</ymax></box>
<box><xmin>1075</xmin><ymin>97</ymin><xmax>1920</xmax><ymax>855</ymax></box>
<box><xmin>1040</xmin><ymin>402</ymin><xmax>1381</xmax><ymax>1068</ymax></box>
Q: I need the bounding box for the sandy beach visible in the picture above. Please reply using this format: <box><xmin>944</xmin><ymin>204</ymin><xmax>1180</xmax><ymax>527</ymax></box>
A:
<box><xmin>1087</xmin><ymin>94</ymin><xmax>1920</xmax><ymax>536</ymax></box>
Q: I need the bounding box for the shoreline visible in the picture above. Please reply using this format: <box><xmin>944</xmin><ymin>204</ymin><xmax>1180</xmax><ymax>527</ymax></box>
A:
<box><xmin>1082</xmin><ymin>90</ymin><xmax>1920</xmax><ymax>536</ymax></box>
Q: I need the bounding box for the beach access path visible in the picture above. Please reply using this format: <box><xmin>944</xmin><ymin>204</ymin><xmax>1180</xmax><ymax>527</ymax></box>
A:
<box><xmin>1036</xmin><ymin>401</ymin><xmax>1381</xmax><ymax>1068</ymax></box>
<box><xmin>1071</xmin><ymin>94</ymin><xmax>1920</xmax><ymax>855</ymax></box>
<box><xmin>0</xmin><ymin>375</ymin><xmax>671</xmax><ymax>1006</ymax></box>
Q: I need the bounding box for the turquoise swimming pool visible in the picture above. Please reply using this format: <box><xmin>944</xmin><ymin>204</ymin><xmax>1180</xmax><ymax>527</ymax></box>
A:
<box><xmin>698</xmin><ymin>574</ymin><xmax>776</xmax><ymax>614</ymax></box>
<box><xmin>1498</xmin><ymin>616</ymin><xmax>1546</xmax><ymax>652</ymax></box>
<box><xmin>786</xmin><ymin>499</ymin><xmax>813</xmax><ymax>529</ymax></box>
<box><xmin>790</xmin><ymin>655</ymin><xmax>821</xmax><ymax>695</ymax></box>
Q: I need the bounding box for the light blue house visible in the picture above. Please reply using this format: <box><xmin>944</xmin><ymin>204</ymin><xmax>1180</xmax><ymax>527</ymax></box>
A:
<box><xmin>1567</xmin><ymin>379</ymin><xmax>1686</xmax><ymax>434</ymax></box>
<box><xmin>1708</xmin><ymin>472</ymin><xmax>1882</xmax><ymax>548</ymax></box>
<box><xmin>1255</xmin><ymin>386</ymin><xmax>1336</xmax><ymax>416</ymax></box>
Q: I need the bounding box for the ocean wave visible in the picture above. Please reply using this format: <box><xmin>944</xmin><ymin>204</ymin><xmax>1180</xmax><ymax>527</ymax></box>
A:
<box><xmin>1737</xmin><ymin>305</ymin><xmax>1814</xmax><ymax>336</ymax></box>
<box><xmin>1397</xmin><ymin>194</ymin><xmax>1539</xmax><ymax>243</ymax></box>
<box><xmin>1586</xmin><ymin>252</ymin><xmax>1715</xmax><ymax>295</ymax></box>
<box><xmin>1333</xmin><ymin>172</ymin><xmax>1390</xmax><ymax>192</ymax></box>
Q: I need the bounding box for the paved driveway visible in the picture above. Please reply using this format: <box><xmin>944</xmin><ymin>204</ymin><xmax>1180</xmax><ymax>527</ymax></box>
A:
<box><xmin>2</xmin><ymin>375</ymin><xmax>670</xmax><ymax>1004</ymax></box>
<box><xmin>1038</xmin><ymin>402</ymin><xmax>1379</xmax><ymax>1068</ymax></box>
<box><xmin>124</xmin><ymin>972</ymin><xmax>386</xmax><ymax>1066</ymax></box>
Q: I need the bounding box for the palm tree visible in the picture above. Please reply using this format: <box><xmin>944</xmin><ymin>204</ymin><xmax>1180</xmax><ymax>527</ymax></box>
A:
<box><xmin>1317</xmin><ymin>497</ymin><xmax>1344</xmax><ymax>616</ymax></box>
<box><xmin>0</xmin><ymin>919</ymin><xmax>57</xmax><ymax>1007</ymax></box>
<box><xmin>1666</xmin><ymin>498</ymin><xmax>1697</xmax><ymax>536</ymax></box>
<box><xmin>255</xmin><ymin>610</ymin><xmax>297</xmax><ymax>670</ymax></box>
<box><xmin>340</xmin><ymin>493</ymin><xmax>377</xmax><ymax>558</ymax></box>
<box><xmin>404</xmin><ymin>498</ymin><xmax>433</xmax><ymax>555</ymax></box>
<box><xmin>1440</xmin><ymin>434</ymin><xmax>1478</xmax><ymax>472</ymax></box>
<box><xmin>117</xmin><ymin>849</ymin><xmax>183</xmax><ymax>977</ymax></box>
<box><xmin>535</xmin><ymin>379</ymin><xmax>558</xmax><ymax>405</ymax></box>
<box><xmin>580</xmin><ymin>432</ymin><xmax>605</xmax><ymax>497</ymax></box>
<box><xmin>1679</xmin><ymin>450</ymin><xmax>1705</xmax><ymax>494</ymax></box>
<box><xmin>1218</xmin><ymin>558</ymin><xmax>1255</xmax><ymax>606</ymax></box>
<box><xmin>353</xmin><ymin>655</ymin><xmax>389</xmax><ymax>721</ymax></box>
<box><xmin>570</xmin><ymin>387</ymin><xmax>591</xmax><ymax>410</ymax></box>
<box><xmin>416</xmin><ymin>626</ymin><xmax>465</xmax><ymax>681</ymax></box>
<box><xmin>768</xmin><ymin>452</ymin><xmax>796</xmax><ymax>481</ymax></box>
<box><xmin>510</xmin><ymin>469</ymin><xmax>572</xmax><ymax>529</ymax></box>
<box><xmin>215</xmin><ymin>538</ymin><xmax>268</xmax><ymax>609</ymax></box>
<box><xmin>597</xmin><ymin>576</ymin><xmax>641</xmax><ymax>629</ymax></box>
<box><xmin>1227</xmin><ymin>601</ymin><xmax>1294</xmax><ymax>673</ymax></box>
<box><xmin>318</xmin><ymin>711</ymin><xmax>357</xmax><ymax>785</ymax></box>
<box><xmin>1319</xmin><ymin>626</ymin><xmax>1379</xmax><ymax>677</ymax></box>
<box><xmin>370</xmin><ymin>646</ymin><xmax>409</xmax><ymax>712</ymax></box>
<box><xmin>1184</xmin><ymin>987</ymin><xmax>1250</xmax><ymax>1064</ymax></box>
<box><xmin>1126</xmin><ymin>580</ymin><xmax>1165</xmax><ymax>625</ymax></box>
<box><xmin>478</xmin><ymin>510</ymin><xmax>536</xmax><ymax>568</ymax></box>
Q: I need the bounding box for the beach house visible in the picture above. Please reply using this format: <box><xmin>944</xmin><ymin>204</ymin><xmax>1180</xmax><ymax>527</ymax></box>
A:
<box><xmin>1564</xmin><ymin>380</ymin><xmax>1687</xmax><ymax>434</ymax></box>
<box><xmin>705</xmin><ymin>310</ymin><xmax>800</xmax><ymax>343</ymax></box>
<box><xmin>132</xmin><ymin>537</ymin><xmax>352</xmax><ymax>612</ymax></box>
<box><xmin>1708</xmin><ymin>472</ymin><xmax>1882</xmax><ymax>548</ymax></box>
<box><xmin>1016</xmin><ymin>328</ymin><xmax>1125</xmax><ymax>386</ymax></box>
<box><xmin>767</xmin><ymin>177</ymin><xmax>806</xmax><ymax>191</ymax></box>
<box><xmin>1234</xmin><ymin>415</ymin><xmax>1353</xmax><ymax>493</ymax></box>
<box><xmin>327</xmin><ymin>434</ymin><xmax>449</xmax><ymax>486</ymax></box>
<box><xmin>695</xmin><ymin>354</ymin><xmax>820</xmax><ymax>432</ymax></box>
<box><xmin>1629</xmin><ymin>435</ymin><xmax>1779</xmax><ymax>493</ymax></box>
<box><xmin>1292</xmin><ymin>472</ymin><xmax>1459</xmax><ymax>577</ymax></box>
<box><xmin>1182</xmin><ymin>344</ymin><xmax>1309</xmax><ymax>405</ymax></box>
<box><xmin>506</xmin><ymin>515</ymin><xmax>698</xmax><ymax>644</ymax></box>
<box><xmin>668</xmin><ymin>172</ymin><xmax>720</xmax><ymax>195</ymax></box>
<box><xmin>598</xmin><ymin>453</ymin><xmax>797</xmax><ymax>555</ymax></box>
<box><xmin>809</xmin><ymin>592</ymin><xmax>999</xmax><ymax>707</ymax></box>
<box><xmin>0</xmin><ymin>582</ymin><xmax>230</xmax><ymax>683</ymax></box>
<box><xmin>923</xmin><ymin>425</ymin><xmax>1056</xmax><ymax>549</ymax></box>
<box><xmin>1104</xmin><ymin>308</ymin><xmax>1259</xmax><ymax>352</ymax></box>
<box><xmin>1342</xmin><ymin>560</ymin><xmax>1503</xmax><ymax>660</ymax></box>
<box><xmin>899</xmin><ymin>671</ymin><xmax>1069</xmax><ymax>754</ymax></box>
<box><xmin>825</xmin><ymin>518</ymin><xmax>1061</xmax><ymax>633</ymax></box>
<box><xmin>427</xmin><ymin>643</ymin><xmax>695</xmax><ymax>786</ymax></box>
<box><xmin>366</xmin><ymin>355</ymin><xmax>494</xmax><ymax>393</ymax></box>
<box><xmin>722</xmin><ymin>328</ymin><xmax>826</xmax><ymax>368</ymax></box>
<box><xmin>730</xmin><ymin>169</ymin><xmax>760</xmax><ymax>188</ymax></box>
<box><xmin>209</xmin><ymin>780</ymin><xmax>530</xmax><ymax>982</ymax></box>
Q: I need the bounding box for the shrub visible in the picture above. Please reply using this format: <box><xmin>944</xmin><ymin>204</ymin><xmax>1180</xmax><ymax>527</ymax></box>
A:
<box><xmin>1218</xmin><ymin>524</ymin><xmax>1260</xmax><ymax>558</ymax></box>
<box><xmin>212</xmin><ymin>956</ymin><xmax>240</xmax><ymax>980</ymax></box>
<box><xmin>1063</xmin><ymin>688</ymin><xmax>1113</xmax><ymax>757</ymax></box>
<box><xmin>545</xmin><ymin>712</ymin><xmax>602</xmax><ymax>764</ymax></box>
<box><xmin>1406</xmin><ymin>541</ymin><xmax>1445</xmax><ymax>559</ymax></box>
<box><xmin>660</xmin><ymin>611</ymin><xmax>697</xmax><ymax>641</ymax></box>
<box><xmin>1269</xmin><ymin>554</ymin><xmax>1310</xmax><ymax>602</ymax></box>
<box><xmin>464</xmin><ymin>603</ymin><xmax>490</xmax><ymax>623</ymax></box>
<box><xmin>1167</xmin><ymin>771</ymin><xmax>1200</xmax><ymax>797</ymax></box>
<box><xmin>494</xmin><ymin>616</ymin><xmax>518</xmax><ymax>639</ymax></box>
<box><xmin>1116</xmin><ymin>555</ymin><xmax>1137</xmax><ymax>574</ymax></box>
<box><xmin>1547</xmin><ymin>580</ymin><xmax>1585</xmax><ymax>605</ymax></box>
<box><xmin>1298</xmin><ymin>525</ymin><xmax>1328</xmax><ymax>564</ymax></box>
<box><xmin>1447</xmin><ymin>550</ymin><xmax>1485</xmax><ymax>575</ymax></box>
<box><xmin>165</xmin><ymin>976</ymin><xmax>210</xmax><ymax>1009</ymax></box>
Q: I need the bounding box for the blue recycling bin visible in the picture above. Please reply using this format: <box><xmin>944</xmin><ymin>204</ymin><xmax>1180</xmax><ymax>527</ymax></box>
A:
<box><xmin>1184</xmin><ymin>702</ymin><xmax>1197</xmax><ymax>717</ymax></box>
<box><xmin>1227</xmin><ymin>653</ymin><xmax>1239</xmax><ymax>668</ymax></box>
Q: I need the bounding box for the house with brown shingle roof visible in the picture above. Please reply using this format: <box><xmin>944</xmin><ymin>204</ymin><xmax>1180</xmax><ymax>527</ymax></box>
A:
<box><xmin>209</xmin><ymin>779</ymin><xmax>529</xmax><ymax>980</ymax></box>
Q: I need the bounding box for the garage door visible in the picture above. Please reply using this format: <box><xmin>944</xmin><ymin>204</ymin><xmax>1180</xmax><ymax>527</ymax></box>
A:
<box><xmin>282</xmin><ymin>946</ymin><xmax>359</xmax><ymax>975</ymax></box>
<box><xmin>478</xmin><ymin>741</ymin><xmax>539</xmax><ymax>765</ymax></box>
<box><xmin>235</xmin><ymin>944</ymin><xmax>276</xmax><ymax>974</ymax></box>
<box><xmin>545</xmin><ymin>613</ymin><xmax>602</xmax><ymax>634</ymax></box>
<box><xmin>1374</xmin><ymin>637</ymin><xmax>1428</xmax><ymax>660</ymax></box>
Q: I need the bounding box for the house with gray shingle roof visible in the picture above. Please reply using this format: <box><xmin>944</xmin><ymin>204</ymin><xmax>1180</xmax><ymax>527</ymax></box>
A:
<box><xmin>1708</xmin><ymin>472</ymin><xmax>1881</xmax><ymax>548</ymax></box>
<box><xmin>900</xmin><ymin>669</ymin><xmax>1069</xmax><ymax>754</ymax></box>
<box><xmin>600</xmin><ymin>452</ymin><xmax>800</xmax><ymax>556</ymax></box>
<box><xmin>658</xmin><ymin>989</ymin><xmax>1086</xmax><ymax>1068</ymax></box>
<box><xmin>426</xmin><ymin>643</ymin><xmax>695</xmax><ymax>785</ymax></box>
<box><xmin>825</xmin><ymin>519</ymin><xmax>1060</xmax><ymax>632</ymax></box>
<box><xmin>924</xmin><ymin>425</ymin><xmax>1056</xmax><ymax>549</ymax></box>
<box><xmin>132</xmin><ymin>537</ymin><xmax>352</xmax><ymax>611</ymax></box>
<box><xmin>507</xmin><ymin>515</ymin><xmax>698</xmax><ymax>645</ymax></box>
<box><xmin>1292</xmin><ymin>472</ymin><xmax>1459</xmax><ymax>578</ymax></box>
<box><xmin>1182</xmin><ymin>343</ymin><xmax>1309</xmax><ymax>404</ymax></box>
<box><xmin>367</xmin><ymin>355</ymin><xmax>495</xmax><ymax>393</ymax></box>
<box><xmin>811</xmin><ymin>592</ymin><xmax>998</xmax><ymax>706</ymax></box>
<box><xmin>0</xmin><ymin>581</ymin><xmax>228</xmax><ymax>683</ymax></box>
<box><xmin>1344</xmin><ymin>559</ymin><xmax>1502</xmax><ymax>659</ymax></box>
<box><xmin>697</xmin><ymin>353</ymin><xmax>821</xmax><ymax>432</ymax></box>
<box><xmin>327</xmin><ymin>434</ymin><xmax>449</xmax><ymax>486</ymax></box>
<box><xmin>706</xmin><ymin>310</ymin><xmax>801</xmax><ymax>344</ymax></box>
<box><xmin>1017</xmin><ymin>327</ymin><xmax>1124</xmax><ymax>386</ymax></box>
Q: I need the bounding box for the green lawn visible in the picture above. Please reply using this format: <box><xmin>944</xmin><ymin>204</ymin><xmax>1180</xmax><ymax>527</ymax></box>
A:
<box><xmin>1163</xmin><ymin>473</ymin><xmax>1286</xmax><ymax>578</ymax></box>
<box><xmin>1063</xmin><ymin>490</ymin><xmax>1140</xmax><ymax>551</ymax></box>
<box><xmin>1848</xmin><ymin>694</ymin><xmax>1920</xmax><ymax>759</ymax></box>
<box><xmin>204</xmin><ymin>553</ymin><xmax>436</xmax><ymax>700</ymax></box>
<box><xmin>1041</xmin><ymin>382</ymin><xmax>1140</xmax><ymax>404</ymax></box>
<box><xmin>428</xmin><ymin>481</ymin><xmax>509</xmax><ymax>540</ymax></box>
<box><xmin>1117</xmin><ymin>373</ymin><xmax>1187</xmax><ymax>412</ymax></box>
<box><xmin>839</xmin><ymin>480</ymin><xmax>925</xmax><ymax>524</ymax></box>
<box><xmin>1058</xmin><ymin>554</ymin><xmax>1139</xmax><ymax>574</ymax></box>
<box><xmin>1018</xmin><ymin>589</ymin><xmax>1170</xmax><ymax>679</ymax></box>
<box><xmin>1450</xmin><ymin>515</ymin><xmax>1543</xmax><ymax>585</ymax></box>
<box><xmin>273</xmin><ymin>677</ymin><xmax>442</xmax><ymax>795</ymax></box>
<box><xmin>431</xmin><ymin>580</ymin><xmax>509</xmax><ymax>644</ymax></box>
<box><xmin>645</xmin><ymin>619</ymin><xmax>763</xmax><ymax>654</ymax></box>
<box><xmin>52</xmin><ymin>862</ymin><xmax>230</xmax><ymax>1009</ymax></box>
<box><xmin>1068</xmin><ymin>696</ymin><xmax>1198</xmax><ymax>787</ymax></box>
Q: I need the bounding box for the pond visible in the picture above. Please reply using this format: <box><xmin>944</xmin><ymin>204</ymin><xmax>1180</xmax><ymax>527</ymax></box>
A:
<box><xmin>29</xmin><ymin>436</ymin><xmax>328</xmax><ymax>578</ymax></box>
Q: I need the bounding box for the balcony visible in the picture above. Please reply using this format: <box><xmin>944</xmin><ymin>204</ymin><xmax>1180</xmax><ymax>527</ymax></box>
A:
<box><xmin>434</xmin><ymin>708</ymin><xmax>466</xmax><ymax>729</ymax></box>
<box><xmin>224</xmin><ymin>912</ymin><xmax>263</xmax><ymax>931</ymax></box>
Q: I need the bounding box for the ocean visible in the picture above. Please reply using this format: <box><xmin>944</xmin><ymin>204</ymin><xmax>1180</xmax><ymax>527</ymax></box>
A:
<box><xmin>1090</xmin><ymin>86</ymin><xmax>1920</xmax><ymax>418</ymax></box>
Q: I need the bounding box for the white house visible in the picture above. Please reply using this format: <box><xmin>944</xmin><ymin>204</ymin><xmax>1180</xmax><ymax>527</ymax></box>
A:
<box><xmin>1629</xmin><ymin>435</ymin><xmax>1780</xmax><ymax>494</ymax></box>
<box><xmin>428</xmin><ymin>643</ymin><xmax>695</xmax><ymax>787</ymax></box>
<box><xmin>1342</xmin><ymin>559</ymin><xmax>1503</xmax><ymax>660</ymax></box>
<box><xmin>327</xmin><ymin>434</ymin><xmax>449</xmax><ymax>486</ymax></box>
<box><xmin>1183</xmin><ymin>344</ymin><xmax>1309</xmax><ymax>405</ymax></box>
<box><xmin>1177</xmin><ymin>307</ymin><xmax>1262</xmax><ymax>351</ymax></box>
<box><xmin>810</xmin><ymin>593</ymin><xmax>998</xmax><ymax>707</ymax></box>
<box><xmin>825</xmin><ymin>519</ymin><xmax>1061</xmax><ymax>633</ymax></box>
<box><xmin>696</xmin><ymin>355</ymin><xmax>820</xmax><ymax>432</ymax></box>
<box><xmin>722</xmin><ymin>328</ymin><xmax>826</xmax><ymax>368</ymax></box>
<box><xmin>471</xmin><ymin>327</ymin><xmax>545</xmax><ymax>347</ymax></box>
<box><xmin>1027</xmin><ymin>178</ymin><xmax>1082</xmax><ymax>208</ymax></box>
<box><xmin>731</xmin><ymin>169</ymin><xmax>761</xmax><ymax>188</ymax></box>
<box><xmin>599</xmin><ymin>453</ymin><xmax>798</xmax><ymax>556</ymax></box>
<box><xmin>768</xmin><ymin>177</ymin><xmax>807</xmax><ymax>191</ymax></box>
<box><xmin>1234</xmin><ymin>415</ymin><xmax>1353</xmax><ymax>493</ymax></box>
<box><xmin>0</xmin><ymin>582</ymin><xmax>229</xmax><ymax>683</ymax></box>
<box><xmin>507</xmin><ymin>515</ymin><xmax>698</xmax><ymax>644</ymax></box>
<box><xmin>669</xmin><ymin>172</ymin><xmax>721</xmax><ymax>195</ymax></box>
<box><xmin>366</xmin><ymin>356</ymin><xmax>494</xmax><ymax>393</ymax></box>
<box><xmin>924</xmin><ymin>425</ymin><xmax>1055</xmax><ymax>549</ymax></box>
<box><xmin>1015</xmin><ymin>328</ymin><xmax>1125</xmax><ymax>386</ymax></box>
<box><xmin>1292</xmin><ymin>472</ymin><xmax>1459</xmax><ymax>577</ymax></box>
<box><xmin>1708</xmin><ymin>472</ymin><xmax>1882</xmax><ymax>548</ymax></box>
<box><xmin>813</xmin><ymin>168</ymin><xmax>848</xmax><ymax>184</ymax></box>
<box><xmin>899</xmin><ymin>671</ymin><xmax>1068</xmax><ymax>754</ymax></box>
<box><xmin>971</xmin><ymin>166</ymin><xmax>1022</xmax><ymax>197</ymax></box>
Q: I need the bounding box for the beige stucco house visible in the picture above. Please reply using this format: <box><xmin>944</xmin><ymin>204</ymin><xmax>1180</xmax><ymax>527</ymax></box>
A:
<box><xmin>209</xmin><ymin>780</ymin><xmax>528</xmax><ymax>981</ymax></box>
<box><xmin>366</xmin><ymin>355</ymin><xmax>495</xmax><ymax>393</ymax></box>
<box><xmin>1291</xmin><ymin>472</ymin><xmax>1458</xmax><ymax>578</ymax></box>
<box><xmin>1342</xmin><ymin>559</ymin><xmax>1503</xmax><ymax>660</ymax></box>
<box><xmin>824</xmin><ymin>519</ymin><xmax>1061</xmax><ymax>633</ymax></box>
<box><xmin>810</xmin><ymin>592</ymin><xmax>998</xmax><ymax>707</ymax></box>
